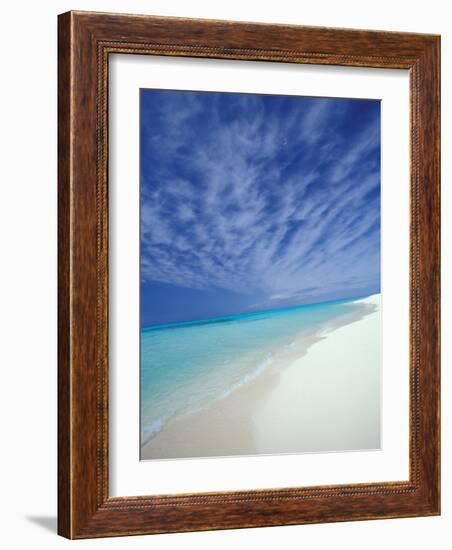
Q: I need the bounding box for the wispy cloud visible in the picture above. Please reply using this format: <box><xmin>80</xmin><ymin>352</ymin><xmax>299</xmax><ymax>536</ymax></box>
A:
<box><xmin>140</xmin><ymin>90</ymin><xmax>380</xmax><ymax>313</ymax></box>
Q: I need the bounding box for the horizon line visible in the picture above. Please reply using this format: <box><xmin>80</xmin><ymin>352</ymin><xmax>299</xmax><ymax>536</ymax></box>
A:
<box><xmin>141</xmin><ymin>292</ymin><xmax>380</xmax><ymax>332</ymax></box>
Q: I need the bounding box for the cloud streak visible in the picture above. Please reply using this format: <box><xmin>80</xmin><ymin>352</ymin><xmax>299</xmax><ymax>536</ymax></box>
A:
<box><xmin>140</xmin><ymin>90</ymin><xmax>380</xmax><ymax>322</ymax></box>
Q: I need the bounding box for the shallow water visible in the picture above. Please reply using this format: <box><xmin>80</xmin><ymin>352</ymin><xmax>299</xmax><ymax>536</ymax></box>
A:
<box><xmin>140</xmin><ymin>297</ymin><xmax>371</xmax><ymax>444</ymax></box>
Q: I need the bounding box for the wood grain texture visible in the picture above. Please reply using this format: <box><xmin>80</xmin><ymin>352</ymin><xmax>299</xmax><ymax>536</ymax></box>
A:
<box><xmin>57</xmin><ymin>10</ymin><xmax>440</xmax><ymax>539</ymax></box>
<box><xmin>57</xmin><ymin>10</ymin><xmax>72</xmax><ymax>538</ymax></box>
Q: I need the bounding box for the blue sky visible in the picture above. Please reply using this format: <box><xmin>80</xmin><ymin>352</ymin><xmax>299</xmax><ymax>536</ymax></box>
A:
<box><xmin>140</xmin><ymin>89</ymin><xmax>380</xmax><ymax>326</ymax></box>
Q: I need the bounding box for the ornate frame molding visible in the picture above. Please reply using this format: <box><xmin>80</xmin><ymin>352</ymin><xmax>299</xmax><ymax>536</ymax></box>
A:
<box><xmin>58</xmin><ymin>11</ymin><xmax>440</xmax><ymax>538</ymax></box>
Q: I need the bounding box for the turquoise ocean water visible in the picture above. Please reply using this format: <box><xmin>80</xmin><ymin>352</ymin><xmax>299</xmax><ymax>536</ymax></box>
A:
<box><xmin>140</xmin><ymin>297</ymin><xmax>369</xmax><ymax>445</ymax></box>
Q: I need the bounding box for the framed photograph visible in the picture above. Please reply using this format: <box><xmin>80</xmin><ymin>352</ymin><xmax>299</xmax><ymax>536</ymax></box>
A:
<box><xmin>58</xmin><ymin>11</ymin><xmax>440</xmax><ymax>538</ymax></box>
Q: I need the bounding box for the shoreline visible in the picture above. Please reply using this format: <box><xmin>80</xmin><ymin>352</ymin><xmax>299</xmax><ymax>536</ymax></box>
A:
<box><xmin>141</xmin><ymin>294</ymin><xmax>381</xmax><ymax>460</ymax></box>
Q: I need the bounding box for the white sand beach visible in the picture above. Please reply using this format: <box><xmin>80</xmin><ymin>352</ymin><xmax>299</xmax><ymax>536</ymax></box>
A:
<box><xmin>141</xmin><ymin>294</ymin><xmax>381</xmax><ymax>460</ymax></box>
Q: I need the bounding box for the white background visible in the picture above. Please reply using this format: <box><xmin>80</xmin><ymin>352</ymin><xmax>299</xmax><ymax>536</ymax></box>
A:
<box><xmin>110</xmin><ymin>55</ymin><xmax>409</xmax><ymax>496</ymax></box>
<box><xmin>0</xmin><ymin>0</ymin><xmax>449</xmax><ymax>548</ymax></box>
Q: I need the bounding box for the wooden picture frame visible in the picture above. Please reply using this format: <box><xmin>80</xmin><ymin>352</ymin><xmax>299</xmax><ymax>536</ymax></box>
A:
<box><xmin>58</xmin><ymin>10</ymin><xmax>440</xmax><ymax>539</ymax></box>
